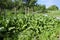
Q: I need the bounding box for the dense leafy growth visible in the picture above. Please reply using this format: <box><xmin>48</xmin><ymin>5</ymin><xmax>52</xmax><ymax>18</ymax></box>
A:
<box><xmin>0</xmin><ymin>0</ymin><xmax>60</xmax><ymax>40</ymax></box>
<box><xmin>0</xmin><ymin>13</ymin><xmax>60</xmax><ymax>40</ymax></box>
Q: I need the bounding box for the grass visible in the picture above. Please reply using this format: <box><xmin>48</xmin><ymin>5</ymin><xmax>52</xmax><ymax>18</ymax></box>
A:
<box><xmin>47</xmin><ymin>10</ymin><xmax>60</xmax><ymax>17</ymax></box>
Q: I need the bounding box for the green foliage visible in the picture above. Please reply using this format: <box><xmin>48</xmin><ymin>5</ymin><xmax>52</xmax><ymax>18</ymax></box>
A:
<box><xmin>22</xmin><ymin>0</ymin><xmax>37</xmax><ymax>7</ymax></box>
<box><xmin>0</xmin><ymin>1</ymin><xmax>60</xmax><ymax>40</ymax></box>
<box><xmin>0</xmin><ymin>0</ymin><xmax>22</xmax><ymax>10</ymax></box>
<box><xmin>0</xmin><ymin>13</ymin><xmax>60</xmax><ymax>40</ymax></box>
<box><xmin>47</xmin><ymin>5</ymin><xmax>59</xmax><ymax>10</ymax></box>
<box><xmin>34</xmin><ymin>5</ymin><xmax>47</xmax><ymax>13</ymax></box>
<box><xmin>47</xmin><ymin>10</ymin><xmax>60</xmax><ymax>17</ymax></box>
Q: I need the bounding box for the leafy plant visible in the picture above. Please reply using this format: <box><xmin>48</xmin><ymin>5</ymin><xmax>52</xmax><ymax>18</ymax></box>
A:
<box><xmin>0</xmin><ymin>13</ymin><xmax>60</xmax><ymax>40</ymax></box>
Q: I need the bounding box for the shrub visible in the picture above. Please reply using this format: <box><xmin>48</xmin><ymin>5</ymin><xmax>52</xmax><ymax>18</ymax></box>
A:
<box><xmin>0</xmin><ymin>13</ymin><xmax>60</xmax><ymax>40</ymax></box>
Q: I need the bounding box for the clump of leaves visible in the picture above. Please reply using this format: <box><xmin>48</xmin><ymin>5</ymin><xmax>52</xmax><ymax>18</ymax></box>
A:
<box><xmin>0</xmin><ymin>13</ymin><xmax>60</xmax><ymax>40</ymax></box>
